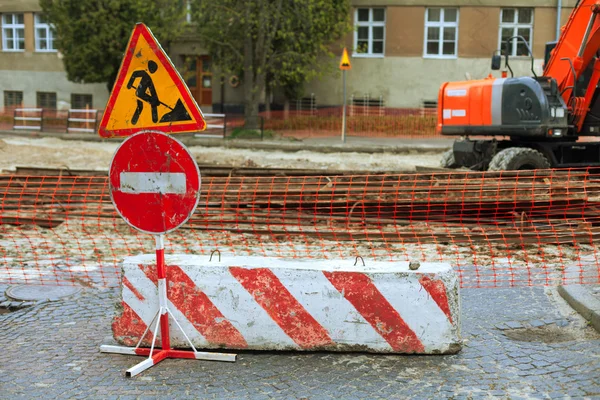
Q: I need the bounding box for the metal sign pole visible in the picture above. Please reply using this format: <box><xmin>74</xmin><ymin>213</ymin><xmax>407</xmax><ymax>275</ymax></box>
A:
<box><xmin>342</xmin><ymin>70</ymin><xmax>347</xmax><ymax>143</ymax></box>
<box><xmin>100</xmin><ymin>131</ymin><xmax>237</xmax><ymax>377</ymax></box>
<box><xmin>101</xmin><ymin>233</ymin><xmax>237</xmax><ymax>377</ymax></box>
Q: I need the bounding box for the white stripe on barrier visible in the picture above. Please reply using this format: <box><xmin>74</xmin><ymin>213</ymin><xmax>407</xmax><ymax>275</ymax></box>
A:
<box><xmin>371</xmin><ymin>275</ymin><xmax>454</xmax><ymax>352</ymax></box>
<box><xmin>181</xmin><ymin>265</ymin><xmax>297</xmax><ymax>348</ymax></box>
<box><xmin>271</xmin><ymin>268</ymin><xmax>392</xmax><ymax>350</ymax></box>
<box><xmin>124</xmin><ymin>265</ymin><xmax>207</xmax><ymax>345</ymax></box>
<box><xmin>13</xmin><ymin>126</ymin><xmax>41</xmax><ymax>130</ymax></box>
<box><xmin>122</xmin><ymin>286</ymin><xmax>157</xmax><ymax>330</ymax></box>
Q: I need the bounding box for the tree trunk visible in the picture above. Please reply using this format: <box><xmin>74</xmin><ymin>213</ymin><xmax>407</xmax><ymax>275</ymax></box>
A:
<box><xmin>284</xmin><ymin>98</ymin><xmax>290</xmax><ymax>120</ymax></box>
<box><xmin>265</xmin><ymin>83</ymin><xmax>271</xmax><ymax>119</ymax></box>
<box><xmin>243</xmin><ymin>32</ymin><xmax>258</xmax><ymax>129</ymax></box>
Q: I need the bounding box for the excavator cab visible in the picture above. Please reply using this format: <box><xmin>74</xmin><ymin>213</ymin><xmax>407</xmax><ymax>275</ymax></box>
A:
<box><xmin>438</xmin><ymin>0</ymin><xmax>600</xmax><ymax>170</ymax></box>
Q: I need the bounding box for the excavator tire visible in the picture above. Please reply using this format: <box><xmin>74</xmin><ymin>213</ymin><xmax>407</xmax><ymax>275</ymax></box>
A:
<box><xmin>488</xmin><ymin>147</ymin><xmax>550</xmax><ymax>171</ymax></box>
<box><xmin>440</xmin><ymin>149</ymin><xmax>459</xmax><ymax>168</ymax></box>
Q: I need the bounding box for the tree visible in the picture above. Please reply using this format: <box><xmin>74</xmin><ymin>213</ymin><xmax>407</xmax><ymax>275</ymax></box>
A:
<box><xmin>40</xmin><ymin>0</ymin><xmax>187</xmax><ymax>92</ymax></box>
<box><xmin>191</xmin><ymin>0</ymin><xmax>351</xmax><ymax>125</ymax></box>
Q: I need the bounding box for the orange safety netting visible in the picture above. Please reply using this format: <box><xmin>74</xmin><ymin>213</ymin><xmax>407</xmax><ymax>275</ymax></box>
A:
<box><xmin>1</xmin><ymin>169</ymin><xmax>599</xmax><ymax>288</ymax></box>
<box><xmin>0</xmin><ymin>106</ymin><xmax>439</xmax><ymax>138</ymax></box>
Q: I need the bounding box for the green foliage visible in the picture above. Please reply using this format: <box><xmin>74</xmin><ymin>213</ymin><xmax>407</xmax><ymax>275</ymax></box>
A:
<box><xmin>40</xmin><ymin>0</ymin><xmax>187</xmax><ymax>91</ymax></box>
<box><xmin>191</xmin><ymin>0</ymin><xmax>351</xmax><ymax>119</ymax></box>
<box><xmin>228</xmin><ymin>127</ymin><xmax>275</xmax><ymax>140</ymax></box>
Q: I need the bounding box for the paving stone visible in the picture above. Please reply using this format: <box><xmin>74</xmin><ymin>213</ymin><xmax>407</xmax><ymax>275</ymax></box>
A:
<box><xmin>505</xmin><ymin>321</ymin><xmax>524</xmax><ymax>329</ymax></box>
<box><xmin>529</xmin><ymin>319</ymin><xmax>546</xmax><ymax>328</ymax></box>
<box><xmin>0</xmin><ymin>286</ymin><xmax>598</xmax><ymax>398</ymax></box>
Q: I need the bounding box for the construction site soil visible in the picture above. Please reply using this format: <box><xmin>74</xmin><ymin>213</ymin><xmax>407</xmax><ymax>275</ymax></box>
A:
<box><xmin>0</xmin><ymin>135</ymin><xmax>598</xmax><ymax>289</ymax></box>
<box><xmin>0</xmin><ymin>136</ymin><xmax>443</xmax><ymax>172</ymax></box>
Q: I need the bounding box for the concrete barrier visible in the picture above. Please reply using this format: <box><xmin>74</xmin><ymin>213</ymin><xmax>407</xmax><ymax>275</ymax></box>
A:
<box><xmin>112</xmin><ymin>255</ymin><xmax>462</xmax><ymax>354</ymax></box>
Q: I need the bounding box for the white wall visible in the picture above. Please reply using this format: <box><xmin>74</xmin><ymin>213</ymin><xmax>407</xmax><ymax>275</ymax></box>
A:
<box><xmin>304</xmin><ymin>57</ymin><xmax>545</xmax><ymax>108</ymax></box>
<box><xmin>0</xmin><ymin>70</ymin><xmax>108</xmax><ymax>109</ymax></box>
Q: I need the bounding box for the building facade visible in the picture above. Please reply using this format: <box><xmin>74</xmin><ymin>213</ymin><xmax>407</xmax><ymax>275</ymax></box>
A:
<box><xmin>0</xmin><ymin>0</ymin><xmax>579</xmax><ymax>112</ymax></box>
<box><xmin>0</xmin><ymin>0</ymin><xmax>108</xmax><ymax>110</ymax></box>
<box><xmin>303</xmin><ymin>0</ymin><xmax>577</xmax><ymax>108</ymax></box>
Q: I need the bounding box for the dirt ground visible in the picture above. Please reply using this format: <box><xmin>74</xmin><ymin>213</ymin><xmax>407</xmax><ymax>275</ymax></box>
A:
<box><xmin>0</xmin><ymin>136</ymin><xmax>443</xmax><ymax>172</ymax></box>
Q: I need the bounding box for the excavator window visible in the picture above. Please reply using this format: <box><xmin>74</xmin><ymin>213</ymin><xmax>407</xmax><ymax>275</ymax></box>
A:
<box><xmin>544</xmin><ymin>41</ymin><xmax>557</xmax><ymax>68</ymax></box>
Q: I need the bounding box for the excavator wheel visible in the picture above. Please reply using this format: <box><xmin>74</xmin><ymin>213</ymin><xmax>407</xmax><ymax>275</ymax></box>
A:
<box><xmin>440</xmin><ymin>149</ymin><xmax>459</xmax><ymax>168</ymax></box>
<box><xmin>488</xmin><ymin>147</ymin><xmax>550</xmax><ymax>171</ymax></box>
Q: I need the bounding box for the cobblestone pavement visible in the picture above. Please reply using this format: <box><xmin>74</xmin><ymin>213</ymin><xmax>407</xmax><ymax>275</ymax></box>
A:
<box><xmin>1</xmin><ymin>285</ymin><xmax>599</xmax><ymax>399</ymax></box>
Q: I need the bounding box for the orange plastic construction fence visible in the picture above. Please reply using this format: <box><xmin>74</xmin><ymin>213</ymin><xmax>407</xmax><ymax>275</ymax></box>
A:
<box><xmin>1</xmin><ymin>169</ymin><xmax>599</xmax><ymax>288</ymax></box>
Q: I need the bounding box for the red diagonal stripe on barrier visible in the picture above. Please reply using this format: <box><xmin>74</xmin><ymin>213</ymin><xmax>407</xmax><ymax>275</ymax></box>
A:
<box><xmin>112</xmin><ymin>301</ymin><xmax>149</xmax><ymax>347</ymax></box>
<box><xmin>230</xmin><ymin>267</ymin><xmax>333</xmax><ymax>349</ymax></box>
<box><xmin>139</xmin><ymin>263</ymin><xmax>248</xmax><ymax>348</ymax></box>
<box><xmin>419</xmin><ymin>276</ymin><xmax>453</xmax><ymax>323</ymax></box>
<box><xmin>323</xmin><ymin>271</ymin><xmax>425</xmax><ymax>353</ymax></box>
<box><xmin>123</xmin><ymin>276</ymin><xmax>145</xmax><ymax>301</ymax></box>
<box><xmin>168</xmin><ymin>266</ymin><xmax>248</xmax><ymax>348</ymax></box>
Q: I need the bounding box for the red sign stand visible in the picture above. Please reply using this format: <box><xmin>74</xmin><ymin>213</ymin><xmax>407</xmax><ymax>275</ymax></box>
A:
<box><xmin>100</xmin><ymin>131</ymin><xmax>236</xmax><ymax>377</ymax></box>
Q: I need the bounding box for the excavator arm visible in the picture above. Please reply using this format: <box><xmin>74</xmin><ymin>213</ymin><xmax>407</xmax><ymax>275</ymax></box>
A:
<box><xmin>543</xmin><ymin>0</ymin><xmax>600</xmax><ymax>129</ymax></box>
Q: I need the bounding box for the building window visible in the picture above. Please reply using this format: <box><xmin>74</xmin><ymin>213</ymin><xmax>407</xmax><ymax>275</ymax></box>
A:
<box><xmin>354</xmin><ymin>8</ymin><xmax>385</xmax><ymax>56</ymax></box>
<box><xmin>4</xmin><ymin>91</ymin><xmax>23</xmax><ymax>107</ymax></box>
<box><xmin>424</xmin><ymin>8</ymin><xmax>459</xmax><ymax>58</ymax></box>
<box><xmin>34</xmin><ymin>14</ymin><xmax>56</xmax><ymax>52</ymax></box>
<box><xmin>499</xmin><ymin>8</ymin><xmax>534</xmax><ymax>56</ymax></box>
<box><xmin>37</xmin><ymin>92</ymin><xmax>57</xmax><ymax>109</ymax></box>
<box><xmin>71</xmin><ymin>94</ymin><xmax>93</xmax><ymax>109</ymax></box>
<box><xmin>2</xmin><ymin>13</ymin><xmax>25</xmax><ymax>51</ymax></box>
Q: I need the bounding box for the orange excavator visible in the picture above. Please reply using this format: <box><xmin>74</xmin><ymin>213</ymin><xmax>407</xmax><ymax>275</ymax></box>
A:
<box><xmin>438</xmin><ymin>0</ymin><xmax>600</xmax><ymax>170</ymax></box>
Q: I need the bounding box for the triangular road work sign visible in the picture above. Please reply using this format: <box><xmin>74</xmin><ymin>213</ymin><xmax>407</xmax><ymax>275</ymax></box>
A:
<box><xmin>339</xmin><ymin>48</ymin><xmax>351</xmax><ymax>71</ymax></box>
<box><xmin>98</xmin><ymin>23</ymin><xmax>206</xmax><ymax>138</ymax></box>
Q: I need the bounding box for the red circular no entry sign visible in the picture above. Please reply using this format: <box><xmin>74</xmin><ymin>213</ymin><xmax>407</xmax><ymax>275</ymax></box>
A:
<box><xmin>109</xmin><ymin>130</ymin><xmax>201</xmax><ymax>234</ymax></box>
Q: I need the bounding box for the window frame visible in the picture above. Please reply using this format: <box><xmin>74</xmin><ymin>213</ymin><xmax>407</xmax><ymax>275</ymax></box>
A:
<box><xmin>34</xmin><ymin>14</ymin><xmax>57</xmax><ymax>52</ymax></box>
<box><xmin>71</xmin><ymin>93</ymin><xmax>93</xmax><ymax>110</ymax></box>
<box><xmin>353</xmin><ymin>7</ymin><xmax>386</xmax><ymax>58</ymax></box>
<box><xmin>36</xmin><ymin>91</ymin><xmax>57</xmax><ymax>110</ymax></box>
<box><xmin>4</xmin><ymin>90</ymin><xmax>23</xmax><ymax>108</ymax></box>
<box><xmin>498</xmin><ymin>8</ymin><xmax>534</xmax><ymax>57</ymax></box>
<box><xmin>2</xmin><ymin>13</ymin><xmax>25</xmax><ymax>52</ymax></box>
<box><xmin>423</xmin><ymin>8</ymin><xmax>460</xmax><ymax>59</ymax></box>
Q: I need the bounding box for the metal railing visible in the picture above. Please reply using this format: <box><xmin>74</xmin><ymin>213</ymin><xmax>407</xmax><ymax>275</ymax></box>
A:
<box><xmin>195</xmin><ymin>113</ymin><xmax>227</xmax><ymax>138</ymax></box>
<box><xmin>13</xmin><ymin>108</ymin><xmax>43</xmax><ymax>131</ymax></box>
<box><xmin>66</xmin><ymin>109</ymin><xmax>98</xmax><ymax>133</ymax></box>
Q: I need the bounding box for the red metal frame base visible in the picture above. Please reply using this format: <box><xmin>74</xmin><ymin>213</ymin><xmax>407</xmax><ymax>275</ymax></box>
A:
<box><xmin>101</xmin><ymin>235</ymin><xmax>237</xmax><ymax>377</ymax></box>
<box><xmin>100</xmin><ymin>345</ymin><xmax>236</xmax><ymax>377</ymax></box>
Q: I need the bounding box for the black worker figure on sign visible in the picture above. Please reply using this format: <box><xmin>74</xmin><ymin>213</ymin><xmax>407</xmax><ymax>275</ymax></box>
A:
<box><xmin>128</xmin><ymin>60</ymin><xmax>160</xmax><ymax>125</ymax></box>
<box><xmin>127</xmin><ymin>59</ymin><xmax>192</xmax><ymax>125</ymax></box>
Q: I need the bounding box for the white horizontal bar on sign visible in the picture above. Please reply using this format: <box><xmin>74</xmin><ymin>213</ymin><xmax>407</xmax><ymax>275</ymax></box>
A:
<box><xmin>14</xmin><ymin>126</ymin><xmax>41</xmax><ymax>130</ymax></box>
<box><xmin>119</xmin><ymin>172</ymin><xmax>186</xmax><ymax>195</ymax></box>
<box><xmin>204</xmin><ymin>113</ymin><xmax>226</xmax><ymax>118</ymax></box>
<box><xmin>15</xmin><ymin>108</ymin><xmax>42</xmax><ymax>112</ymax></box>
<box><xmin>67</xmin><ymin>127</ymin><xmax>95</xmax><ymax>132</ymax></box>
<box><xmin>68</xmin><ymin>118</ymin><xmax>96</xmax><ymax>123</ymax></box>
<box><xmin>70</xmin><ymin>109</ymin><xmax>98</xmax><ymax>113</ymax></box>
<box><xmin>14</xmin><ymin>117</ymin><xmax>42</xmax><ymax>121</ymax></box>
